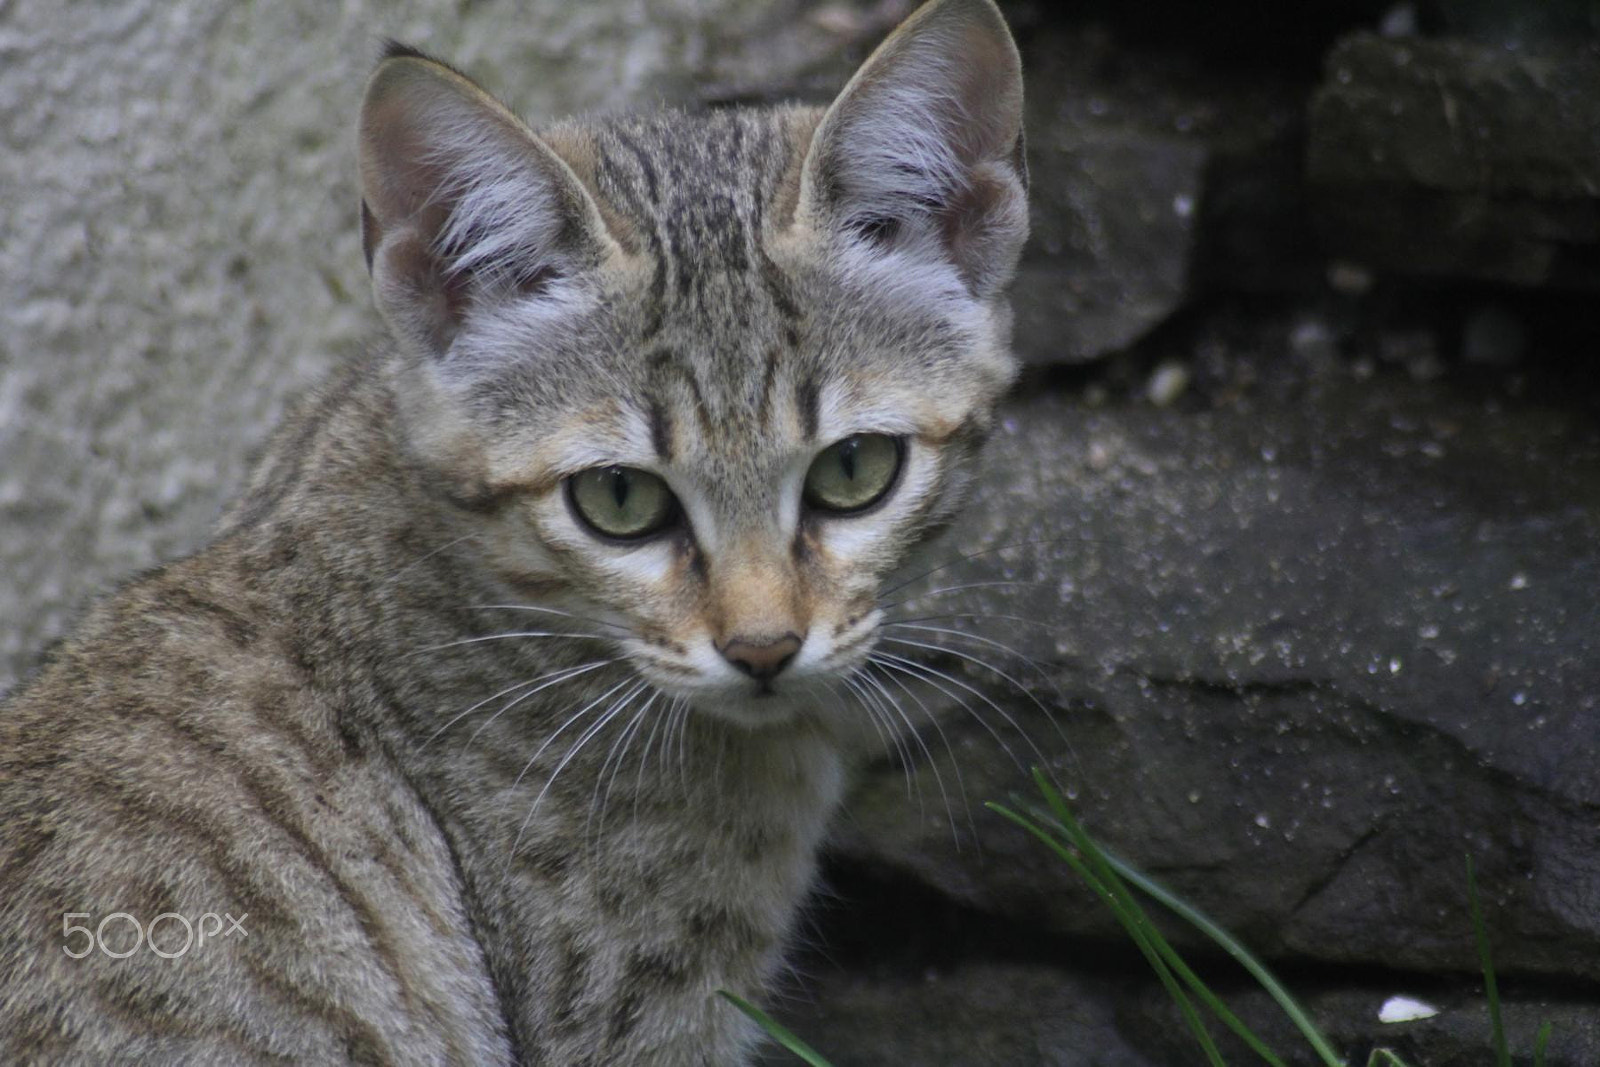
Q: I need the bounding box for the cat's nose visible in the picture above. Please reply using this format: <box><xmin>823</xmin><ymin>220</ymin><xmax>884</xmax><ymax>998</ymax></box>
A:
<box><xmin>719</xmin><ymin>633</ymin><xmax>803</xmax><ymax>682</ymax></box>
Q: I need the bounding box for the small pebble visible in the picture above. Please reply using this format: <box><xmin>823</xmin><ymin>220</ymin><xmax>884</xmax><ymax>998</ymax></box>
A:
<box><xmin>1147</xmin><ymin>361</ymin><xmax>1190</xmax><ymax>407</ymax></box>
<box><xmin>1378</xmin><ymin>995</ymin><xmax>1439</xmax><ymax>1023</ymax></box>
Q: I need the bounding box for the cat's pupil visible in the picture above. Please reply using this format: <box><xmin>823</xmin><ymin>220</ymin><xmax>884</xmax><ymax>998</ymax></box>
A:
<box><xmin>839</xmin><ymin>439</ymin><xmax>857</xmax><ymax>481</ymax></box>
<box><xmin>610</xmin><ymin>469</ymin><xmax>629</xmax><ymax>509</ymax></box>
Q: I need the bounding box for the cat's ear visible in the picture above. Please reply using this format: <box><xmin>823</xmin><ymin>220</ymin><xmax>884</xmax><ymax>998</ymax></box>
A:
<box><xmin>358</xmin><ymin>44</ymin><xmax>611</xmax><ymax>358</ymax></box>
<box><xmin>798</xmin><ymin>0</ymin><xmax>1027</xmax><ymax>299</ymax></box>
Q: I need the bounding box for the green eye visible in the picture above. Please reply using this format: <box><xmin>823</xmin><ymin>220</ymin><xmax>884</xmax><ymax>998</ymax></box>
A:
<box><xmin>568</xmin><ymin>466</ymin><xmax>678</xmax><ymax>540</ymax></box>
<box><xmin>803</xmin><ymin>434</ymin><xmax>903</xmax><ymax>514</ymax></box>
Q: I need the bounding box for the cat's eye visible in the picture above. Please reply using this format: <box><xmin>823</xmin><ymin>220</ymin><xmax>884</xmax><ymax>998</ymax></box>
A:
<box><xmin>567</xmin><ymin>466</ymin><xmax>678</xmax><ymax>540</ymax></box>
<box><xmin>803</xmin><ymin>434</ymin><xmax>903</xmax><ymax>514</ymax></box>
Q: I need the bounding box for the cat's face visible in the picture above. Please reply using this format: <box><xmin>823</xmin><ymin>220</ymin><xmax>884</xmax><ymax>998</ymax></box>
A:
<box><xmin>452</xmin><ymin>171</ymin><xmax>1015</xmax><ymax>726</ymax></box>
<box><xmin>359</xmin><ymin>0</ymin><xmax>1027</xmax><ymax>728</ymax></box>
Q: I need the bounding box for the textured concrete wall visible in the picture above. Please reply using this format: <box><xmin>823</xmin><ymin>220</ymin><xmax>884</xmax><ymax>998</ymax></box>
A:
<box><xmin>0</xmin><ymin>0</ymin><xmax>881</xmax><ymax>691</ymax></box>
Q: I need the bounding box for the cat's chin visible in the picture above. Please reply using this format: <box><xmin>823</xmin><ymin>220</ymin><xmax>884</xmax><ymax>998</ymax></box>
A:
<box><xmin>685</xmin><ymin>689</ymin><xmax>818</xmax><ymax>732</ymax></box>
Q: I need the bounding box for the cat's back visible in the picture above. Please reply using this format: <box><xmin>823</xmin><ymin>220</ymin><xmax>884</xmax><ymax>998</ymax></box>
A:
<box><xmin>0</xmin><ymin>544</ymin><xmax>511</xmax><ymax>1064</ymax></box>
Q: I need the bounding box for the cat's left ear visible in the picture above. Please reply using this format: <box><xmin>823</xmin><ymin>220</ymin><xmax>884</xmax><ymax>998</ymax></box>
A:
<box><xmin>798</xmin><ymin>0</ymin><xmax>1027</xmax><ymax>299</ymax></box>
<box><xmin>357</xmin><ymin>44</ymin><xmax>614</xmax><ymax>359</ymax></box>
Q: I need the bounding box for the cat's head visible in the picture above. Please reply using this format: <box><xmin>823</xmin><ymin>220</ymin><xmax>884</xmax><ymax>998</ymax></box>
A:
<box><xmin>358</xmin><ymin>0</ymin><xmax>1027</xmax><ymax>728</ymax></box>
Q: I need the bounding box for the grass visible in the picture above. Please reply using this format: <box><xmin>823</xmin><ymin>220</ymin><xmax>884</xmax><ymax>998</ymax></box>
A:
<box><xmin>721</xmin><ymin>768</ymin><xmax>1554</xmax><ymax>1067</ymax></box>
<box><xmin>716</xmin><ymin>990</ymin><xmax>834</xmax><ymax>1067</ymax></box>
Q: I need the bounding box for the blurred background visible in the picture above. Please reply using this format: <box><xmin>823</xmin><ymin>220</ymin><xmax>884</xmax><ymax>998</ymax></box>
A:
<box><xmin>2</xmin><ymin>0</ymin><xmax>1597</xmax><ymax>1063</ymax></box>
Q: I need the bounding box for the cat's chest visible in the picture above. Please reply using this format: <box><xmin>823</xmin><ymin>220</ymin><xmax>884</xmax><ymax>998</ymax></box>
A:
<box><xmin>421</xmin><ymin>725</ymin><xmax>848</xmax><ymax>1061</ymax></box>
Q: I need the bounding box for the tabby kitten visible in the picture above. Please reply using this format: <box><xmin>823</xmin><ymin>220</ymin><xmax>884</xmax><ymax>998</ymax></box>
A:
<box><xmin>0</xmin><ymin>0</ymin><xmax>1027</xmax><ymax>1061</ymax></box>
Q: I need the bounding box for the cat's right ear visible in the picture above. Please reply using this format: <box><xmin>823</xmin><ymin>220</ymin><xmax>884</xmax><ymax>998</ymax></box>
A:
<box><xmin>797</xmin><ymin>0</ymin><xmax>1027</xmax><ymax>300</ymax></box>
<box><xmin>358</xmin><ymin>44</ymin><xmax>612</xmax><ymax>359</ymax></box>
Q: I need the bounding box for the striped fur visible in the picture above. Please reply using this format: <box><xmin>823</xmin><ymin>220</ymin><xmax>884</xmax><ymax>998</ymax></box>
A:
<box><xmin>0</xmin><ymin>1</ymin><xmax>1027</xmax><ymax>1062</ymax></box>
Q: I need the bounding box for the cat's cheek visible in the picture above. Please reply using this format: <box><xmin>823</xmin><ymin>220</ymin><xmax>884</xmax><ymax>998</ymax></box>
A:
<box><xmin>471</xmin><ymin>509</ymin><xmax>569</xmax><ymax>592</ymax></box>
<box><xmin>794</xmin><ymin>607</ymin><xmax>881</xmax><ymax>679</ymax></box>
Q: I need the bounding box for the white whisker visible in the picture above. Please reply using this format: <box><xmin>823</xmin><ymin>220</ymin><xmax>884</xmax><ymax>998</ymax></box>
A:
<box><xmin>880</xmin><ymin>535</ymin><xmax>1103</xmax><ymax>600</ymax></box>
<box><xmin>873</xmin><ymin>662</ymin><xmax>975</xmax><ymax>848</ymax></box>
<box><xmin>877</xmin><ymin>579</ymin><xmax>1044</xmax><ymax>614</ymax></box>
<box><xmin>878</xmin><ymin>629</ymin><xmax>1070</xmax><ymax>748</ymax></box>
<box><xmin>422</xmin><ymin>659</ymin><xmax>615</xmax><ymax>749</ymax></box>
<box><xmin>509</xmin><ymin>679</ymin><xmax>648</xmax><ymax>863</ymax></box>
<box><xmin>407</xmin><ymin>629</ymin><xmax>607</xmax><ymax>657</ymax></box>
<box><xmin>589</xmin><ymin>688</ymin><xmax>658</xmax><ymax>848</ymax></box>
<box><xmin>856</xmin><ymin>668</ymin><xmax>931</xmax><ymax>819</ymax></box>
<box><xmin>830</xmin><ymin>676</ymin><xmax>894</xmax><ymax>765</ymax></box>
<box><xmin>843</xmin><ymin>673</ymin><xmax>912</xmax><ymax>799</ymax></box>
<box><xmin>873</xmin><ymin>646</ymin><xmax>1052</xmax><ymax>770</ymax></box>
<box><xmin>505</xmin><ymin>676</ymin><xmax>637</xmax><ymax>796</ymax></box>
<box><xmin>631</xmin><ymin>691</ymin><xmax>673</xmax><ymax>830</ymax></box>
<box><xmin>882</xmin><ymin>609</ymin><xmax>1063</xmax><ymax>636</ymax></box>
<box><xmin>870</xmin><ymin>651</ymin><xmax>1029</xmax><ymax>775</ymax></box>
<box><xmin>465</xmin><ymin>603</ymin><xmax>631</xmax><ymax>633</ymax></box>
<box><xmin>384</xmin><ymin>533</ymin><xmax>477</xmax><ymax>587</ymax></box>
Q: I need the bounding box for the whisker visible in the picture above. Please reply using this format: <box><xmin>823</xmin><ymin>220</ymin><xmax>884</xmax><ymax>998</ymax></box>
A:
<box><xmin>870</xmin><ymin>652</ymin><xmax>1029</xmax><ymax>775</ymax></box>
<box><xmin>506</xmin><ymin>676</ymin><xmax>637</xmax><ymax>796</ymax></box>
<box><xmin>463</xmin><ymin>603</ymin><xmax>631</xmax><ymax>633</ymax></box>
<box><xmin>843</xmin><ymin>673</ymin><xmax>916</xmax><ymax>803</ymax></box>
<box><xmin>878</xmin><ymin>579</ymin><xmax>1045</xmax><ymax>614</ymax></box>
<box><xmin>632</xmin><ymin>691</ymin><xmax>673</xmax><ymax>829</ymax></box>
<box><xmin>868</xmin><ymin>663</ymin><xmax>973</xmax><ymax>850</ymax></box>
<box><xmin>509</xmin><ymin>679</ymin><xmax>647</xmax><ymax>864</ymax></box>
<box><xmin>856</xmin><ymin>668</ymin><xmax>932</xmax><ymax>821</ymax></box>
<box><xmin>829</xmin><ymin>676</ymin><xmax>895</xmax><ymax>766</ymax></box>
<box><xmin>880</xmin><ymin>535</ymin><xmax>1106</xmax><ymax>600</ymax></box>
<box><xmin>712</xmin><ymin>722</ymin><xmax>729</xmax><ymax>799</ymax></box>
<box><xmin>407</xmin><ymin>629</ymin><xmax>607</xmax><ymax>658</ymax></box>
<box><xmin>878</xmin><ymin>626</ymin><xmax>1071</xmax><ymax>748</ymax></box>
<box><xmin>881</xmin><ymin>610</ymin><xmax>1064</xmax><ymax>636</ymax></box>
<box><xmin>588</xmin><ymin>687</ymin><xmax>657</xmax><ymax>850</ymax></box>
<box><xmin>385</xmin><ymin>533</ymin><xmax>477</xmax><ymax>587</ymax></box>
<box><xmin>422</xmin><ymin>659</ymin><xmax>615</xmax><ymax>749</ymax></box>
<box><xmin>673</xmin><ymin>698</ymin><xmax>693</xmax><ymax>801</ymax></box>
<box><xmin>465</xmin><ymin>662</ymin><xmax>623</xmax><ymax>750</ymax></box>
<box><xmin>656</xmin><ymin>697</ymin><xmax>683</xmax><ymax>793</ymax></box>
<box><xmin>871</xmin><ymin>645</ymin><xmax>1056</xmax><ymax>772</ymax></box>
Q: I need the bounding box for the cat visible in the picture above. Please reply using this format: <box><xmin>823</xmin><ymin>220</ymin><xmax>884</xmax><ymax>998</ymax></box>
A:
<box><xmin>0</xmin><ymin>0</ymin><xmax>1027</xmax><ymax>1061</ymax></box>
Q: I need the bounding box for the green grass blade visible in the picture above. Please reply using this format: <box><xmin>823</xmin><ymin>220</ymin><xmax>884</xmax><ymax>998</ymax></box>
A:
<box><xmin>1466</xmin><ymin>855</ymin><xmax>1511</xmax><ymax>1067</ymax></box>
<box><xmin>1142</xmin><ymin>915</ymin><xmax>1291</xmax><ymax>1066</ymax></box>
<box><xmin>1095</xmin><ymin>843</ymin><xmax>1345</xmax><ymax>1067</ymax></box>
<box><xmin>988</xmin><ymin>801</ymin><xmax>1228</xmax><ymax>1067</ymax></box>
<box><xmin>717</xmin><ymin>990</ymin><xmax>834</xmax><ymax>1067</ymax></box>
<box><xmin>1533</xmin><ymin>1020</ymin><xmax>1553</xmax><ymax>1067</ymax></box>
<box><xmin>1018</xmin><ymin>782</ymin><xmax>1345</xmax><ymax>1067</ymax></box>
<box><xmin>1001</xmin><ymin>782</ymin><xmax>1290</xmax><ymax>1066</ymax></box>
<box><xmin>1365</xmin><ymin>1050</ymin><xmax>1414</xmax><ymax>1067</ymax></box>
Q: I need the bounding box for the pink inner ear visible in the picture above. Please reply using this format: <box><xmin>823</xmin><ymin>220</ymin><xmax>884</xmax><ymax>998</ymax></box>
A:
<box><xmin>360</xmin><ymin>82</ymin><xmax>458</xmax><ymax>229</ymax></box>
<box><xmin>941</xmin><ymin>162</ymin><xmax>1027</xmax><ymax>291</ymax></box>
<box><xmin>374</xmin><ymin>225</ymin><xmax>466</xmax><ymax>354</ymax></box>
<box><xmin>940</xmin><ymin>17</ymin><xmax>1024</xmax><ymax>167</ymax></box>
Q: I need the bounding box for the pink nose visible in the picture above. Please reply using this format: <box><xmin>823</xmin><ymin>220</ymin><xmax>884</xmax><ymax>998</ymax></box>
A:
<box><xmin>719</xmin><ymin>634</ymin><xmax>802</xmax><ymax>682</ymax></box>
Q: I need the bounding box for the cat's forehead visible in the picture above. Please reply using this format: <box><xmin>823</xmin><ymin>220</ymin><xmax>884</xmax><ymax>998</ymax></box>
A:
<box><xmin>579</xmin><ymin>108</ymin><xmax>813</xmax><ymax>366</ymax></box>
<box><xmin>582</xmin><ymin>108</ymin><xmax>807</xmax><ymax>264</ymax></box>
<box><xmin>473</xmin><ymin>106</ymin><xmax>1007</xmax><ymax>501</ymax></box>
